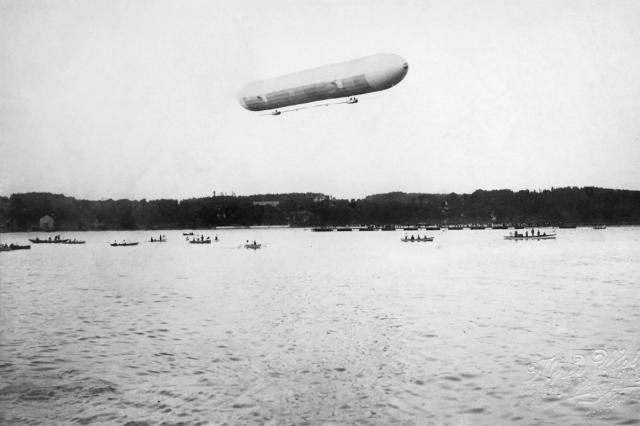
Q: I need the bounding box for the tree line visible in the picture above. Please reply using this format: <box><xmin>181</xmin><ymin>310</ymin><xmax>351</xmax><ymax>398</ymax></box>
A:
<box><xmin>0</xmin><ymin>187</ymin><xmax>639</xmax><ymax>231</ymax></box>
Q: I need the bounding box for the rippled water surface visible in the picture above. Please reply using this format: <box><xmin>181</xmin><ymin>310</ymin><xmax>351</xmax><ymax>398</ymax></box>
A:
<box><xmin>1</xmin><ymin>228</ymin><xmax>639</xmax><ymax>425</ymax></box>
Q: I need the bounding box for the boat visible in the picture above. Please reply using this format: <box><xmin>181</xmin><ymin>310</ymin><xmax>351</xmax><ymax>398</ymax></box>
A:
<box><xmin>312</xmin><ymin>227</ymin><xmax>334</xmax><ymax>232</ymax></box>
<box><xmin>401</xmin><ymin>236</ymin><xmax>434</xmax><ymax>242</ymax></box>
<box><xmin>336</xmin><ymin>227</ymin><xmax>353</xmax><ymax>232</ymax></box>
<box><xmin>189</xmin><ymin>239</ymin><xmax>211</xmax><ymax>244</ymax></box>
<box><xmin>61</xmin><ymin>239</ymin><xmax>85</xmax><ymax>244</ymax></box>
<box><xmin>245</xmin><ymin>243</ymin><xmax>262</xmax><ymax>249</ymax></box>
<box><xmin>29</xmin><ymin>237</ymin><xmax>71</xmax><ymax>244</ymax></box>
<box><xmin>469</xmin><ymin>225</ymin><xmax>486</xmax><ymax>230</ymax></box>
<box><xmin>110</xmin><ymin>242</ymin><xmax>139</xmax><ymax>247</ymax></box>
<box><xmin>149</xmin><ymin>237</ymin><xmax>167</xmax><ymax>242</ymax></box>
<box><xmin>423</xmin><ymin>226</ymin><xmax>440</xmax><ymax>231</ymax></box>
<box><xmin>504</xmin><ymin>233</ymin><xmax>556</xmax><ymax>240</ymax></box>
<box><xmin>593</xmin><ymin>225</ymin><xmax>606</xmax><ymax>230</ymax></box>
<box><xmin>381</xmin><ymin>225</ymin><xmax>396</xmax><ymax>231</ymax></box>
<box><xmin>182</xmin><ymin>232</ymin><xmax>194</xmax><ymax>236</ymax></box>
<box><xmin>491</xmin><ymin>224</ymin><xmax>509</xmax><ymax>230</ymax></box>
<box><xmin>0</xmin><ymin>244</ymin><xmax>31</xmax><ymax>251</ymax></box>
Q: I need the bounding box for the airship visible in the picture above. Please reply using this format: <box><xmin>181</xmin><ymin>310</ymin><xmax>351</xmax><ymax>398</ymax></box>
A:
<box><xmin>237</xmin><ymin>53</ymin><xmax>408</xmax><ymax>114</ymax></box>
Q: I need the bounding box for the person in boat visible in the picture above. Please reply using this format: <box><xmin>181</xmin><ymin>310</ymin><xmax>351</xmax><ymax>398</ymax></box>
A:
<box><xmin>410</xmin><ymin>235</ymin><xmax>415</xmax><ymax>241</ymax></box>
<box><xmin>253</xmin><ymin>240</ymin><xmax>257</xmax><ymax>245</ymax></box>
<box><xmin>214</xmin><ymin>235</ymin><xmax>218</xmax><ymax>241</ymax></box>
<box><xmin>537</xmin><ymin>230</ymin><xmax>540</xmax><ymax>236</ymax></box>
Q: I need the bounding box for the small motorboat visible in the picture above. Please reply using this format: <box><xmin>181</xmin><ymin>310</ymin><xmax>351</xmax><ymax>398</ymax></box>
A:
<box><xmin>110</xmin><ymin>241</ymin><xmax>139</xmax><ymax>247</ymax></box>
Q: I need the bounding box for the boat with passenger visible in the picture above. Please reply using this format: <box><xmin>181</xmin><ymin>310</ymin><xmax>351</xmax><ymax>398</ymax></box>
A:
<box><xmin>61</xmin><ymin>239</ymin><xmax>85</xmax><ymax>244</ymax></box>
<box><xmin>110</xmin><ymin>241</ymin><xmax>139</xmax><ymax>247</ymax></box>
<box><xmin>29</xmin><ymin>235</ymin><xmax>70</xmax><ymax>244</ymax></box>
<box><xmin>401</xmin><ymin>235</ymin><xmax>434</xmax><ymax>242</ymax></box>
<box><xmin>0</xmin><ymin>243</ymin><xmax>31</xmax><ymax>251</ymax></box>
<box><xmin>504</xmin><ymin>231</ymin><xmax>556</xmax><ymax>240</ymax></box>
<box><xmin>188</xmin><ymin>235</ymin><xmax>211</xmax><ymax>244</ymax></box>
<box><xmin>244</xmin><ymin>240</ymin><xmax>262</xmax><ymax>249</ymax></box>
<box><xmin>149</xmin><ymin>235</ymin><xmax>167</xmax><ymax>242</ymax></box>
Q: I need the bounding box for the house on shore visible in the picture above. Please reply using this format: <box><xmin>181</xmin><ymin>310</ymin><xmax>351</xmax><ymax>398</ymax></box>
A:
<box><xmin>40</xmin><ymin>215</ymin><xmax>54</xmax><ymax>231</ymax></box>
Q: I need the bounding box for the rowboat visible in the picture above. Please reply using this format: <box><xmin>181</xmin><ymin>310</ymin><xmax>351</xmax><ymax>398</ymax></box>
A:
<box><xmin>1</xmin><ymin>244</ymin><xmax>31</xmax><ymax>251</ymax></box>
<box><xmin>189</xmin><ymin>239</ymin><xmax>211</xmax><ymax>244</ymax></box>
<box><xmin>504</xmin><ymin>234</ymin><xmax>556</xmax><ymax>240</ymax></box>
<box><xmin>245</xmin><ymin>243</ymin><xmax>261</xmax><ymax>249</ymax></box>
<box><xmin>29</xmin><ymin>238</ymin><xmax>70</xmax><ymax>244</ymax></box>
<box><xmin>401</xmin><ymin>236</ymin><xmax>434</xmax><ymax>242</ymax></box>
<box><xmin>110</xmin><ymin>242</ymin><xmax>139</xmax><ymax>247</ymax></box>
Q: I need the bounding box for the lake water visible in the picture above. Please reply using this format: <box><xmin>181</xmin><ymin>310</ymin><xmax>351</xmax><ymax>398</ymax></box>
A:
<box><xmin>1</xmin><ymin>227</ymin><xmax>639</xmax><ymax>425</ymax></box>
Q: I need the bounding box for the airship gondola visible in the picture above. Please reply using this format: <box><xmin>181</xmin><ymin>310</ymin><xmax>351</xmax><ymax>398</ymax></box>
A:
<box><xmin>237</xmin><ymin>53</ymin><xmax>408</xmax><ymax>113</ymax></box>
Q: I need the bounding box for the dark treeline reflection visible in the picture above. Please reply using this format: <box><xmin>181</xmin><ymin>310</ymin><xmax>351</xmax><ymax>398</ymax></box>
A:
<box><xmin>1</xmin><ymin>187</ymin><xmax>639</xmax><ymax>231</ymax></box>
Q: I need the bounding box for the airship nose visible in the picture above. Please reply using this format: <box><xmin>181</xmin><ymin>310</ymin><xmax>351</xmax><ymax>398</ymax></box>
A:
<box><xmin>237</xmin><ymin>92</ymin><xmax>250</xmax><ymax>110</ymax></box>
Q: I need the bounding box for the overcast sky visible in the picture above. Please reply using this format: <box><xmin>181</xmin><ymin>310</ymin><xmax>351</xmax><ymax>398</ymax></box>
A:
<box><xmin>1</xmin><ymin>0</ymin><xmax>639</xmax><ymax>200</ymax></box>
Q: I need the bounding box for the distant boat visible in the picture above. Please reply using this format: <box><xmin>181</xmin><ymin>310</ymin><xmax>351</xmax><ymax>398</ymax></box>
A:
<box><xmin>110</xmin><ymin>242</ymin><xmax>139</xmax><ymax>247</ymax></box>
<box><xmin>593</xmin><ymin>225</ymin><xmax>606</xmax><ymax>230</ymax></box>
<box><xmin>401</xmin><ymin>236</ymin><xmax>434</xmax><ymax>242</ymax></box>
<box><xmin>0</xmin><ymin>244</ymin><xmax>31</xmax><ymax>251</ymax></box>
<box><xmin>61</xmin><ymin>240</ymin><xmax>85</xmax><ymax>244</ymax></box>
<box><xmin>423</xmin><ymin>226</ymin><xmax>440</xmax><ymax>231</ymax></box>
<box><xmin>336</xmin><ymin>227</ymin><xmax>353</xmax><ymax>232</ymax></box>
<box><xmin>491</xmin><ymin>224</ymin><xmax>509</xmax><ymax>230</ymax></box>
<box><xmin>189</xmin><ymin>239</ymin><xmax>211</xmax><ymax>244</ymax></box>
<box><xmin>149</xmin><ymin>237</ymin><xmax>167</xmax><ymax>242</ymax></box>
<box><xmin>182</xmin><ymin>232</ymin><xmax>194</xmax><ymax>236</ymax></box>
<box><xmin>469</xmin><ymin>225</ymin><xmax>486</xmax><ymax>230</ymax></box>
<box><xmin>504</xmin><ymin>234</ymin><xmax>556</xmax><ymax>240</ymax></box>
<box><xmin>29</xmin><ymin>237</ymin><xmax>70</xmax><ymax>244</ymax></box>
<box><xmin>245</xmin><ymin>242</ymin><xmax>262</xmax><ymax>249</ymax></box>
<box><xmin>312</xmin><ymin>227</ymin><xmax>334</xmax><ymax>232</ymax></box>
<box><xmin>381</xmin><ymin>225</ymin><xmax>396</xmax><ymax>231</ymax></box>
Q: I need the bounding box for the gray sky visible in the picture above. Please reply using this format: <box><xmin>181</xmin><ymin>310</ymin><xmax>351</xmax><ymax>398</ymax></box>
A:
<box><xmin>1</xmin><ymin>0</ymin><xmax>639</xmax><ymax>200</ymax></box>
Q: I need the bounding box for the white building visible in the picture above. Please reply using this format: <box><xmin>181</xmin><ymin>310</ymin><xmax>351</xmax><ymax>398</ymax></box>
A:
<box><xmin>40</xmin><ymin>215</ymin><xmax>54</xmax><ymax>231</ymax></box>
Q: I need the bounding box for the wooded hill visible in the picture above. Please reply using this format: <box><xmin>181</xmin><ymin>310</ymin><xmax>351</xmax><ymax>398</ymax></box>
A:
<box><xmin>1</xmin><ymin>187</ymin><xmax>639</xmax><ymax>231</ymax></box>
